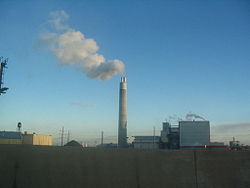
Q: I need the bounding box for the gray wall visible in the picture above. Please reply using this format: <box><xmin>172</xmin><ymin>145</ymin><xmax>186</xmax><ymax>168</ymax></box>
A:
<box><xmin>180</xmin><ymin>121</ymin><xmax>210</xmax><ymax>147</ymax></box>
<box><xmin>0</xmin><ymin>145</ymin><xmax>249</xmax><ymax>188</ymax></box>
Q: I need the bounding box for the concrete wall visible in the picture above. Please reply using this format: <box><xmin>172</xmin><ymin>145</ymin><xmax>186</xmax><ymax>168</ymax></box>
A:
<box><xmin>0</xmin><ymin>145</ymin><xmax>249</xmax><ymax>188</ymax></box>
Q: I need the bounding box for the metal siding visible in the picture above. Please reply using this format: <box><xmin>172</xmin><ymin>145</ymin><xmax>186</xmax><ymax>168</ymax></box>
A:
<box><xmin>22</xmin><ymin>134</ymin><xmax>52</xmax><ymax>145</ymax></box>
<box><xmin>179</xmin><ymin>121</ymin><xmax>210</xmax><ymax>147</ymax></box>
<box><xmin>33</xmin><ymin>134</ymin><xmax>52</xmax><ymax>146</ymax></box>
<box><xmin>0</xmin><ymin>131</ymin><xmax>22</xmax><ymax>139</ymax></box>
<box><xmin>0</xmin><ymin>139</ymin><xmax>22</xmax><ymax>144</ymax></box>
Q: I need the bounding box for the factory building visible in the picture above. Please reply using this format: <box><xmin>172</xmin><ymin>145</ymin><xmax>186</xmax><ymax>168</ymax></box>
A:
<box><xmin>160</xmin><ymin>122</ymin><xmax>179</xmax><ymax>149</ymax></box>
<box><xmin>132</xmin><ymin>120</ymin><xmax>211</xmax><ymax>150</ymax></box>
<box><xmin>131</xmin><ymin>119</ymin><xmax>226</xmax><ymax>150</ymax></box>
<box><xmin>160</xmin><ymin>120</ymin><xmax>210</xmax><ymax>150</ymax></box>
<box><xmin>1</xmin><ymin>123</ymin><xmax>52</xmax><ymax>146</ymax></box>
<box><xmin>179</xmin><ymin>121</ymin><xmax>210</xmax><ymax>149</ymax></box>
<box><xmin>22</xmin><ymin>132</ymin><xmax>52</xmax><ymax>146</ymax></box>
<box><xmin>160</xmin><ymin>119</ymin><xmax>227</xmax><ymax>150</ymax></box>
<box><xmin>0</xmin><ymin>131</ymin><xmax>22</xmax><ymax>144</ymax></box>
<box><xmin>132</xmin><ymin>136</ymin><xmax>160</xmax><ymax>149</ymax></box>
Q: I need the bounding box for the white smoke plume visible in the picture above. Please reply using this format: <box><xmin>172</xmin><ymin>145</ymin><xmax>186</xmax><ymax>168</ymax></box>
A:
<box><xmin>185</xmin><ymin>113</ymin><xmax>206</xmax><ymax>121</ymax></box>
<box><xmin>40</xmin><ymin>10</ymin><xmax>125</xmax><ymax>80</ymax></box>
<box><xmin>167</xmin><ymin>115</ymin><xmax>183</xmax><ymax>124</ymax></box>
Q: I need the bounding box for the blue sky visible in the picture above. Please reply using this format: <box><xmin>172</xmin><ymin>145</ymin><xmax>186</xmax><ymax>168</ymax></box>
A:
<box><xmin>1</xmin><ymin>0</ymin><xmax>250</xmax><ymax>145</ymax></box>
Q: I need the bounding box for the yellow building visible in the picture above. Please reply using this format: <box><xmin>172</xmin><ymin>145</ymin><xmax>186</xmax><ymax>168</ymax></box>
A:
<box><xmin>0</xmin><ymin>131</ymin><xmax>22</xmax><ymax>144</ymax></box>
<box><xmin>22</xmin><ymin>132</ymin><xmax>52</xmax><ymax>146</ymax></box>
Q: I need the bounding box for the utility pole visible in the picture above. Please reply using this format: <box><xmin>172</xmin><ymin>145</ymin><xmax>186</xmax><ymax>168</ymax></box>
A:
<box><xmin>101</xmin><ymin>131</ymin><xmax>104</xmax><ymax>146</ymax></box>
<box><xmin>67</xmin><ymin>130</ymin><xmax>70</xmax><ymax>143</ymax></box>
<box><xmin>60</xmin><ymin>126</ymin><xmax>64</xmax><ymax>146</ymax></box>
<box><xmin>153</xmin><ymin>126</ymin><xmax>155</xmax><ymax>146</ymax></box>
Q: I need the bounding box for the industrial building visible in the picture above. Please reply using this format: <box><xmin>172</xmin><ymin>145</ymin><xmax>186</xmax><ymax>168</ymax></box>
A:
<box><xmin>179</xmin><ymin>121</ymin><xmax>210</xmax><ymax>149</ymax></box>
<box><xmin>160</xmin><ymin>120</ymin><xmax>211</xmax><ymax>150</ymax></box>
<box><xmin>160</xmin><ymin>122</ymin><xmax>179</xmax><ymax>149</ymax></box>
<box><xmin>132</xmin><ymin>117</ymin><xmax>226</xmax><ymax>150</ymax></box>
<box><xmin>132</xmin><ymin>136</ymin><xmax>160</xmax><ymax>149</ymax></box>
<box><xmin>0</xmin><ymin>130</ymin><xmax>52</xmax><ymax>146</ymax></box>
<box><xmin>0</xmin><ymin>131</ymin><xmax>22</xmax><ymax>144</ymax></box>
<box><xmin>229</xmin><ymin>137</ymin><xmax>240</xmax><ymax>148</ymax></box>
<box><xmin>159</xmin><ymin>119</ymin><xmax>227</xmax><ymax>150</ymax></box>
<box><xmin>116</xmin><ymin>78</ymin><xmax>216</xmax><ymax>150</ymax></box>
<box><xmin>22</xmin><ymin>132</ymin><xmax>52</xmax><ymax>146</ymax></box>
<box><xmin>115</xmin><ymin>78</ymin><xmax>226</xmax><ymax>150</ymax></box>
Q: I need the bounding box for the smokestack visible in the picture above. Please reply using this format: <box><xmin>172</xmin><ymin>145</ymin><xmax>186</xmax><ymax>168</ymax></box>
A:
<box><xmin>118</xmin><ymin>77</ymin><xmax>127</xmax><ymax>148</ymax></box>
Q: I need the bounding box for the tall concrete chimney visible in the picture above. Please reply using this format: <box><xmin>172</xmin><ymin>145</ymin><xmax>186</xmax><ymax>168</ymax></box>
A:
<box><xmin>118</xmin><ymin>77</ymin><xmax>127</xmax><ymax>147</ymax></box>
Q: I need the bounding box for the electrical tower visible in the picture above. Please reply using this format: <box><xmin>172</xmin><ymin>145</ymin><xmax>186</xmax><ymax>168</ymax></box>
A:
<box><xmin>0</xmin><ymin>56</ymin><xmax>9</xmax><ymax>95</ymax></box>
<box><xmin>101</xmin><ymin>131</ymin><xmax>104</xmax><ymax>146</ymax></box>
<box><xmin>60</xmin><ymin>126</ymin><xmax>64</xmax><ymax>146</ymax></box>
<box><xmin>67</xmin><ymin>130</ymin><xmax>70</xmax><ymax>143</ymax></box>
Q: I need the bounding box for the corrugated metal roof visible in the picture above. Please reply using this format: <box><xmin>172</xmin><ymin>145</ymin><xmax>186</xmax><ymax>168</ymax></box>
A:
<box><xmin>0</xmin><ymin>131</ymin><xmax>22</xmax><ymax>139</ymax></box>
